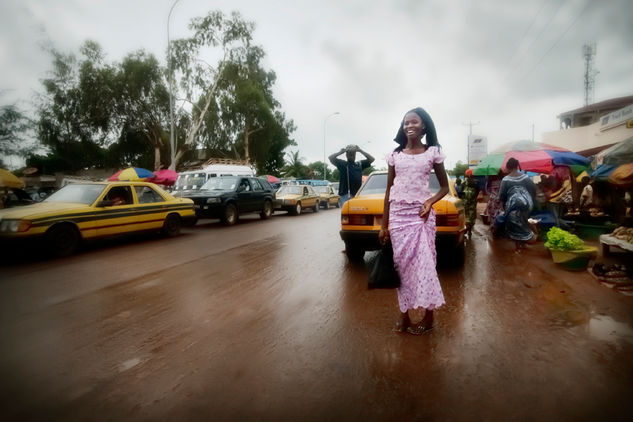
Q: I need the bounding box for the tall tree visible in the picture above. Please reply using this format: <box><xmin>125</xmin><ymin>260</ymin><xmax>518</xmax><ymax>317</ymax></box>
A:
<box><xmin>169</xmin><ymin>10</ymin><xmax>295</xmax><ymax>171</ymax></box>
<box><xmin>115</xmin><ymin>51</ymin><xmax>170</xmax><ymax>170</ymax></box>
<box><xmin>0</xmin><ymin>102</ymin><xmax>35</xmax><ymax>168</ymax></box>
<box><xmin>35</xmin><ymin>41</ymin><xmax>117</xmax><ymax>171</ymax></box>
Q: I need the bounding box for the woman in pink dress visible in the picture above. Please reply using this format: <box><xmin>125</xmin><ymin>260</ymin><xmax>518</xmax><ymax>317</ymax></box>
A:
<box><xmin>379</xmin><ymin>107</ymin><xmax>449</xmax><ymax>335</ymax></box>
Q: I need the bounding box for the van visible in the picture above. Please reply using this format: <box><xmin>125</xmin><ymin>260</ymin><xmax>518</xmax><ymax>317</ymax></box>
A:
<box><xmin>174</xmin><ymin>164</ymin><xmax>255</xmax><ymax>192</ymax></box>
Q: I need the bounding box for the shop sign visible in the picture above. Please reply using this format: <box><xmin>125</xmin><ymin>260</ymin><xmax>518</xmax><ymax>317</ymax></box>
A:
<box><xmin>468</xmin><ymin>135</ymin><xmax>487</xmax><ymax>167</ymax></box>
<box><xmin>600</xmin><ymin>104</ymin><xmax>633</xmax><ymax>131</ymax></box>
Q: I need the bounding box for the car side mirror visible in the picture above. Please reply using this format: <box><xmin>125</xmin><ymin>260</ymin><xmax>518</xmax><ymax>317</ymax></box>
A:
<box><xmin>97</xmin><ymin>200</ymin><xmax>113</xmax><ymax>207</ymax></box>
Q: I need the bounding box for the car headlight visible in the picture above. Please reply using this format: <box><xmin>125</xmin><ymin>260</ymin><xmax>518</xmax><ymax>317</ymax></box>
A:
<box><xmin>0</xmin><ymin>219</ymin><xmax>31</xmax><ymax>233</ymax></box>
<box><xmin>206</xmin><ymin>197</ymin><xmax>221</xmax><ymax>204</ymax></box>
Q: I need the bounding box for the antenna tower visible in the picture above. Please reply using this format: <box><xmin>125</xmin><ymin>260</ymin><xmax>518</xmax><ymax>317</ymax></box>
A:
<box><xmin>582</xmin><ymin>43</ymin><xmax>598</xmax><ymax>106</ymax></box>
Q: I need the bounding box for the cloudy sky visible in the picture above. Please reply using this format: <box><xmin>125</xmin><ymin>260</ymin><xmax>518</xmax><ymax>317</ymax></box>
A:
<box><xmin>2</xmin><ymin>0</ymin><xmax>632</xmax><ymax>170</ymax></box>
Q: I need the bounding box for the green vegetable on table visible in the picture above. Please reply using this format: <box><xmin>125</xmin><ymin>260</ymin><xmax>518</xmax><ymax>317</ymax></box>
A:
<box><xmin>544</xmin><ymin>227</ymin><xmax>585</xmax><ymax>251</ymax></box>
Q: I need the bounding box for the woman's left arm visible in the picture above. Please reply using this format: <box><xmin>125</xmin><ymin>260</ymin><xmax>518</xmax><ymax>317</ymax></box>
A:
<box><xmin>420</xmin><ymin>162</ymin><xmax>450</xmax><ymax>219</ymax></box>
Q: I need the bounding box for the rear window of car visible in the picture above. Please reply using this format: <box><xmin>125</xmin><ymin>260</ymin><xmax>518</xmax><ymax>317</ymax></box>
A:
<box><xmin>357</xmin><ymin>172</ymin><xmax>442</xmax><ymax>195</ymax></box>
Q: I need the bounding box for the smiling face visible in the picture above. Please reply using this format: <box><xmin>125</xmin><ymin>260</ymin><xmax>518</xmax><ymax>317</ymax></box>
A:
<box><xmin>403</xmin><ymin>112</ymin><xmax>425</xmax><ymax>142</ymax></box>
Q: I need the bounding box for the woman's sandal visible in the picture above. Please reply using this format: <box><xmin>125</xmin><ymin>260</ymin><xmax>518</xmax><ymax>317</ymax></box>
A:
<box><xmin>406</xmin><ymin>324</ymin><xmax>433</xmax><ymax>335</ymax></box>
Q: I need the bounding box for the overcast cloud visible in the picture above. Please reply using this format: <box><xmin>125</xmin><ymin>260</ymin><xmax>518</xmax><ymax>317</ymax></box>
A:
<box><xmin>1</xmin><ymin>0</ymin><xmax>632</xmax><ymax>170</ymax></box>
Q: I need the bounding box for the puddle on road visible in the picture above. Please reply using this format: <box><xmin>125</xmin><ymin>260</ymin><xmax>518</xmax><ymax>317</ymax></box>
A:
<box><xmin>119</xmin><ymin>357</ymin><xmax>141</xmax><ymax>372</ymax></box>
<box><xmin>588</xmin><ymin>315</ymin><xmax>633</xmax><ymax>345</ymax></box>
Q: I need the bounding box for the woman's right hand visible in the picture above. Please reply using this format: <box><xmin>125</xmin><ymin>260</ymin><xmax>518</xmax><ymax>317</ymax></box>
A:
<box><xmin>379</xmin><ymin>227</ymin><xmax>389</xmax><ymax>245</ymax></box>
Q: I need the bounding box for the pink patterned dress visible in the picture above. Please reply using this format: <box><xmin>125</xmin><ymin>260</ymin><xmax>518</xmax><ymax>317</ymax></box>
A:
<box><xmin>386</xmin><ymin>146</ymin><xmax>446</xmax><ymax>313</ymax></box>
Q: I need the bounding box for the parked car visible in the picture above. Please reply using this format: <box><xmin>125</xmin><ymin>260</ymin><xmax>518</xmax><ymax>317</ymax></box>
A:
<box><xmin>339</xmin><ymin>170</ymin><xmax>466</xmax><ymax>261</ymax></box>
<box><xmin>174</xmin><ymin>176</ymin><xmax>275</xmax><ymax>225</ymax></box>
<box><xmin>275</xmin><ymin>184</ymin><xmax>320</xmax><ymax>215</ymax></box>
<box><xmin>0</xmin><ymin>188</ymin><xmax>35</xmax><ymax>208</ymax></box>
<box><xmin>312</xmin><ymin>184</ymin><xmax>340</xmax><ymax>209</ymax></box>
<box><xmin>0</xmin><ymin>182</ymin><xmax>196</xmax><ymax>257</ymax></box>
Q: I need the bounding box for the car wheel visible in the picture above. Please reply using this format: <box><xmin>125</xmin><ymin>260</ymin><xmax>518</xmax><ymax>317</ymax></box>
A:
<box><xmin>162</xmin><ymin>213</ymin><xmax>181</xmax><ymax>237</ymax></box>
<box><xmin>325</xmin><ymin>200</ymin><xmax>330</xmax><ymax>210</ymax></box>
<box><xmin>336</xmin><ymin>199</ymin><xmax>340</xmax><ymax>208</ymax></box>
<box><xmin>260</xmin><ymin>200</ymin><xmax>273</xmax><ymax>219</ymax></box>
<box><xmin>313</xmin><ymin>202</ymin><xmax>319</xmax><ymax>213</ymax></box>
<box><xmin>46</xmin><ymin>224</ymin><xmax>80</xmax><ymax>257</ymax></box>
<box><xmin>222</xmin><ymin>203</ymin><xmax>238</xmax><ymax>225</ymax></box>
<box><xmin>291</xmin><ymin>202</ymin><xmax>302</xmax><ymax>216</ymax></box>
<box><xmin>345</xmin><ymin>243</ymin><xmax>364</xmax><ymax>261</ymax></box>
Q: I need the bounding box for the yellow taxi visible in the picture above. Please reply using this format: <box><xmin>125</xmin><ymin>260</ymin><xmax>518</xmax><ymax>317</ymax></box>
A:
<box><xmin>339</xmin><ymin>170</ymin><xmax>466</xmax><ymax>261</ymax></box>
<box><xmin>275</xmin><ymin>184</ymin><xmax>320</xmax><ymax>215</ymax></box>
<box><xmin>313</xmin><ymin>184</ymin><xmax>340</xmax><ymax>209</ymax></box>
<box><xmin>0</xmin><ymin>181</ymin><xmax>196</xmax><ymax>257</ymax></box>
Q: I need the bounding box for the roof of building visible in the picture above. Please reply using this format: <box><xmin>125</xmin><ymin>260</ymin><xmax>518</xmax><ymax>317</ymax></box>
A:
<box><xmin>558</xmin><ymin>95</ymin><xmax>633</xmax><ymax>118</ymax></box>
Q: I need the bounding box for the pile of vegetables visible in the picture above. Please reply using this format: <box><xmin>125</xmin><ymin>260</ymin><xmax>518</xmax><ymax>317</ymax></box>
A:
<box><xmin>544</xmin><ymin>227</ymin><xmax>585</xmax><ymax>251</ymax></box>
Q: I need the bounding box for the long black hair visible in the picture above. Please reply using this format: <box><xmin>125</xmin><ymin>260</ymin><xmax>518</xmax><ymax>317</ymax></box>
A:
<box><xmin>393</xmin><ymin>107</ymin><xmax>440</xmax><ymax>152</ymax></box>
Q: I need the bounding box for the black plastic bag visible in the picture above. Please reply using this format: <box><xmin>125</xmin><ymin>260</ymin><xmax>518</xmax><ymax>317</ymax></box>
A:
<box><xmin>368</xmin><ymin>243</ymin><xmax>401</xmax><ymax>289</ymax></box>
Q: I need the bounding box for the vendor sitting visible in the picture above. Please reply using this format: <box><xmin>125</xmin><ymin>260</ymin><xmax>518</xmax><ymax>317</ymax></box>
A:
<box><xmin>579</xmin><ymin>176</ymin><xmax>594</xmax><ymax>211</ymax></box>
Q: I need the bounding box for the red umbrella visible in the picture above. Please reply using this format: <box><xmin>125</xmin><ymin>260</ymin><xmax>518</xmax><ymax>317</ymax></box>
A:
<box><xmin>151</xmin><ymin>169</ymin><xmax>178</xmax><ymax>186</ymax></box>
<box><xmin>266</xmin><ymin>175</ymin><xmax>280</xmax><ymax>183</ymax></box>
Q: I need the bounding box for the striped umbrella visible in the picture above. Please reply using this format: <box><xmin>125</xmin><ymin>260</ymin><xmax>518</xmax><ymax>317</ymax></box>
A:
<box><xmin>108</xmin><ymin>167</ymin><xmax>155</xmax><ymax>182</ymax></box>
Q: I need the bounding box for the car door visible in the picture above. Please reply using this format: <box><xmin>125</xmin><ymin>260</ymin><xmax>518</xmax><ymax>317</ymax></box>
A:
<box><xmin>133</xmin><ymin>185</ymin><xmax>169</xmax><ymax>230</ymax></box>
<box><xmin>249</xmin><ymin>178</ymin><xmax>267</xmax><ymax>211</ymax></box>
<box><xmin>94</xmin><ymin>185</ymin><xmax>137</xmax><ymax>236</ymax></box>
<box><xmin>236</xmin><ymin>178</ymin><xmax>256</xmax><ymax>212</ymax></box>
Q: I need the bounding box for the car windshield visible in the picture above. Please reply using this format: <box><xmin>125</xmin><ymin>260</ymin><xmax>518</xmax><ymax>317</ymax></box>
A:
<box><xmin>356</xmin><ymin>173</ymin><xmax>442</xmax><ymax>195</ymax></box>
<box><xmin>278</xmin><ymin>186</ymin><xmax>303</xmax><ymax>195</ymax></box>
<box><xmin>201</xmin><ymin>176</ymin><xmax>239</xmax><ymax>191</ymax></box>
<box><xmin>44</xmin><ymin>184</ymin><xmax>106</xmax><ymax>205</ymax></box>
<box><xmin>313</xmin><ymin>186</ymin><xmax>329</xmax><ymax>194</ymax></box>
<box><xmin>174</xmin><ymin>173</ymin><xmax>207</xmax><ymax>190</ymax></box>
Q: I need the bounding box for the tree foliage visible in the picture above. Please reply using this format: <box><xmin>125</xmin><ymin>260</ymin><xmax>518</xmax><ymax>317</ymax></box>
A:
<box><xmin>449</xmin><ymin>161</ymin><xmax>469</xmax><ymax>177</ymax></box>
<box><xmin>0</xmin><ymin>102</ymin><xmax>35</xmax><ymax>168</ymax></box>
<box><xmin>169</xmin><ymin>10</ymin><xmax>295</xmax><ymax>172</ymax></box>
<box><xmin>282</xmin><ymin>151</ymin><xmax>308</xmax><ymax>179</ymax></box>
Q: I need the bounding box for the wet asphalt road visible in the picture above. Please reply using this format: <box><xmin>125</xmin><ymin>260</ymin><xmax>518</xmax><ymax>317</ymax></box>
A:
<box><xmin>1</xmin><ymin>209</ymin><xmax>633</xmax><ymax>421</ymax></box>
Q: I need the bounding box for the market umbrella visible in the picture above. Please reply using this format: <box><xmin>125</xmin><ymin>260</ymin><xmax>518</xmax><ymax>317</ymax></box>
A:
<box><xmin>594</xmin><ymin>136</ymin><xmax>633</xmax><ymax>167</ymax></box>
<box><xmin>0</xmin><ymin>168</ymin><xmax>25</xmax><ymax>189</ymax></box>
<box><xmin>472</xmin><ymin>141</ymin><xmax>590</xmax><ymax>176</ymax></box>
<box><xmin>108</xmin><ymin>167</ymin><xmax>155</xmax><ymax>182</ymax></box>
<box><xmin>263</xmin><ymin>175</ymin><xmax>280</xmax><ymax>183</ymax></box>
<box><xmin>607</xmin><ymin>163</ymin><xmax>633</xmax><ymax>187</ymax></box>
<box><xmin>151</xmin><ymin>169</ymin><xmax>178</xmax><ymax>186</ymax></box>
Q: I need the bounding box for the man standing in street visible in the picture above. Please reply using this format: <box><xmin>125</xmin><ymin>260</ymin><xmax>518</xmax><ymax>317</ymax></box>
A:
<box><xmin>329</xmin><ymin>144</ymin><xmax>374</xmax><ymax>204</ymax></box>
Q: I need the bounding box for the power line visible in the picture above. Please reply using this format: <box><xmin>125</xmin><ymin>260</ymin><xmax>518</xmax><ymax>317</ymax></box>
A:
<box><xmin>506</xmin><ymin>0</ymin><xmax>568</xmax><ymax>79</ymax></box>
<box><xmin>518</xmin><ymin>0</ymin><xmax>594</xmax><ymax>84</ymax></box>
<box><xmin>506</xmin><ymin>0</ymin><xmax>551</xmax><ymax>68</ymax></box>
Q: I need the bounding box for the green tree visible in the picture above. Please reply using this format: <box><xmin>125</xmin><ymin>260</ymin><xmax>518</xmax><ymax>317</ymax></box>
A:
<box><xmin>169</xmin><ymin>10</ymin><xmax>256</xmax><ymax>170</ymax></box>
<box><xmin>450</xmin><ymin>161</ymin><xmax>469</xmax><ymax>177</ymax></box>
<box><xmin>282</xmin><ymin>151</ymin><xmax>308</xmax><ymax>178</ymax></box>
<box><xmin>34</xmin><ymin>41</ymin><xmax>117</xmax><ymax>172</ymax></box>
<box><xmin>0</xmin><ymin>102</ymin><xmax>35</xmax><ymax>168</ymax></box>
<box><xmin>113</xmin><ymin>50</ymin><xmax>171</xmax><ymax>169</ymax></box>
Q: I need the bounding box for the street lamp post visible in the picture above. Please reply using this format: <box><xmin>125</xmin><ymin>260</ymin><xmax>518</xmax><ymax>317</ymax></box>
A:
<box><xmin>323</xmin><ymin>112</ymin><xmax>340</xmax><ymax>180</ymax></box>
<box><xmin>167</xmin><ymin>0</ymin><xmax>182</xmax><ymax>170</ymax></box>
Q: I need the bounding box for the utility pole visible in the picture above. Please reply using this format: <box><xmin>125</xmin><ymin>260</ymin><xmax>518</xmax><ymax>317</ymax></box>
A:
<box><xmin>463</xmin><ymin>121</ymin><xmax>479</xmax><ymax>167</ymax></box>
<box><xmin>583</xmin><ymin>43</ymin><xmax>598</xmax><ymax>106</ymax></box>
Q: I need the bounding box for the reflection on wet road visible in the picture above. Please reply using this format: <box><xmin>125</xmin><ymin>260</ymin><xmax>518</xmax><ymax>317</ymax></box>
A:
<box><xmin>1</xmin><ymin>210</ymin><xmax>632</xmax><ymax>420</ymax></box>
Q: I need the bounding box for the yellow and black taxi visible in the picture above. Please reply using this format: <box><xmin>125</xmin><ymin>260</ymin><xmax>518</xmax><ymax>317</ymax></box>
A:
<box><xmin>275</xmin><ymin>184</ymin><xmax>320</xmax><ymax>215</ymax></box>
<box><xmin>340</xmin><ymin>170</ymin><xmax>466</xmax><ymax>261</ymax></box>
<box><xmin>0</xmin><ymin>181</ymin><xmax>196</xmax><ymax>256</ymax></box>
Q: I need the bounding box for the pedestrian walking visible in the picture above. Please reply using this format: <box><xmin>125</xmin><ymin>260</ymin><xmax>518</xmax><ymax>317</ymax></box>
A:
<box><xmin>462</xmin><ymin>169</ymin><xmax>479</xmax><ymax>238</ymax></box>
<box><xmin>329</xmin><ymin>144</ymin><xmax>374</xmax><ymax>204</ymax></box>
<box><xmin>379</xmin><ymin>107</ymin><xmax>449</xmax><ymax>335</ymax></box>
<box><xmin>499</xmin><ymin>157</ymin><xmax>536</xmax><ymax>250</ymax></box>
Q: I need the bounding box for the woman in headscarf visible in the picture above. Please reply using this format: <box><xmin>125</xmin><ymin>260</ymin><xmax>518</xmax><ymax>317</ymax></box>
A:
<box><xmin>499</xmin><ymin>157</ymin><xmax>536</xmax><ymax>250</ymax></box>
<box><xmin>379</xmin><ymin>107</ymin><xmax>449</xmax><ymax>335</ymax></box>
